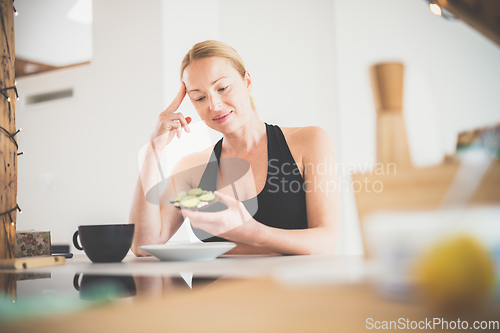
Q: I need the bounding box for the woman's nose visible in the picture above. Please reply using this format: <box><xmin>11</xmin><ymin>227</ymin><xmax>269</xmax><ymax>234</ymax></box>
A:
<box><xmin>209</xmin><ymin>95</ymin><xmax>223</xmax><ymax>111</ymax></box>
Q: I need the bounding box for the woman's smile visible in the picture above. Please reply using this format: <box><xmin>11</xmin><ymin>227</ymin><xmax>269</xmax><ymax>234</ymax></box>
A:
<box><xmin>213</xmin><ymin>110</ymin><xmax>233</xmax><ymax>123</ymax></box>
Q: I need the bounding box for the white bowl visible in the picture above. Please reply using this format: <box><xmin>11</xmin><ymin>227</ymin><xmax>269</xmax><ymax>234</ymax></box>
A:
<box><xmin>139</xmin><ymin>242</ymin><xmax>237</xmax><ymax>261</ymax></box>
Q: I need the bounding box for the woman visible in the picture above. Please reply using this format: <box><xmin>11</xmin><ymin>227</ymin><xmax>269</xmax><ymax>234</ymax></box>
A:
<box><xmin>130</xmin><ymin>40</ymin><xmax>340</xmax><ymax>256</ymax></box>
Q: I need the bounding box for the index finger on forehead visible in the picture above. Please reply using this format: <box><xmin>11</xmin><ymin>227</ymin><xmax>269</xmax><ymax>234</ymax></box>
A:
<box><xmin>164</xmin><ymin>86</ymin><xmax>186</xmax><ymax>114</ymax></box>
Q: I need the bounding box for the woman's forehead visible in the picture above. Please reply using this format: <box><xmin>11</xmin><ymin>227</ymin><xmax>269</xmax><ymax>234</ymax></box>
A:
<box><xmin>183</xmin><ymin>57</ymin><xmax>237</xmax><ymax>87</ymax></box>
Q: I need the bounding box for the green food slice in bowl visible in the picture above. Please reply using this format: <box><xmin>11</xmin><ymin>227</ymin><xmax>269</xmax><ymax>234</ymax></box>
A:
<box><xmin>198</xmin><ymin>192</ymin><xmax>216</xmax><ymax>202</ymax></box>
<box><xmin>170</xmin><ymin>193</ymin><xmax>186</xmax><ymax>204</ymax></box>
<box><xmin>179</xmin><ymin>195</ymin><xmax>200</xmax><ymax>208</ymax></box>
<box><xmin>187</xmin><ymin>188</ymin><xmax>204</xmax><ymax>196</ymax></box>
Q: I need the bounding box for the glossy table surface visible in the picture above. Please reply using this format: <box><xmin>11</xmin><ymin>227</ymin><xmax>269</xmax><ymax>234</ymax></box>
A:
<box><xmin>1</xmin><ymin>253</ymin><xmax>499</xmax><ymax>332</ymax></box>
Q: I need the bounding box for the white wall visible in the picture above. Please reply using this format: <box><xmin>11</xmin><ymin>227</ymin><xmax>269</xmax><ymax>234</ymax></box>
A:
<box><xmin>16</xmin><ymin>0</ymin><xmax>164</xmax><ymax>246</ymax></box>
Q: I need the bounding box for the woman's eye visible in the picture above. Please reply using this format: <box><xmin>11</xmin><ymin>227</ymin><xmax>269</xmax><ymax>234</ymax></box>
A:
<box><xmin>218</xmin><ymin>86</ymin><xmax>228</xmax><ymax>92</ymax></box>
<box><xmin>195</xmin><ymin>97</ymin><xmax>205</xmax><ymax>102</ymax></box>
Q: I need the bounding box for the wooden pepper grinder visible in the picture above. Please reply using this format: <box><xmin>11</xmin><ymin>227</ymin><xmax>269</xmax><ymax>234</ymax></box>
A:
<box><xmin>370</xmin><ymin>62</ymin><xmax>413</xmax><ymax>169</ymax></box>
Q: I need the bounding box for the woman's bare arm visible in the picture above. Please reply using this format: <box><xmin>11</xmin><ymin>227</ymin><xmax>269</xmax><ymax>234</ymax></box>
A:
<box><xmin>129</xmin><ymin>85</ymin><xmax>191</xmax><ymax>256</ymax></box>
<box><xmin>129</xmin><ymin>145</ymin><xmax>188</xmax><ymax>256</ymax></box>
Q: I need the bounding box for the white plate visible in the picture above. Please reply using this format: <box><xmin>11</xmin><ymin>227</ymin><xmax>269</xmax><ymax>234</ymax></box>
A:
<box><xmin>139</xmin><ymin>242</ymin><xmax>237</xmax><ymax>261</ymax></box>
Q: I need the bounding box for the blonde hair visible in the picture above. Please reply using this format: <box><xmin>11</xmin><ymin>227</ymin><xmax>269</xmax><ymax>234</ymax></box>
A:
<box><xmin>181</xmin><ymin>40</ymin><xmax>256</xmax><ymax>111</ymax></box>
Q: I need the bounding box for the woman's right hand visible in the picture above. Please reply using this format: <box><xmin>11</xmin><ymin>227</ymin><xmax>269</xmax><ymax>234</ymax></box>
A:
<box><xmin>150</xmin><ymin>84</ymin><xmax>192</xmax><ymax>151</ymax></box>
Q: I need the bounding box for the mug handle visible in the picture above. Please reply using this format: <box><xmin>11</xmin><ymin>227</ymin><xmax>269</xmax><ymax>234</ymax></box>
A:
<box><xmin>73</xmin><ymin>230</ymin><xmax>83</xmax><ymax>250</ymax></box>
<box><xmin>73</xmin><ymin>273</ymin><xmax>81</xmax><ymax>291</ymax></box>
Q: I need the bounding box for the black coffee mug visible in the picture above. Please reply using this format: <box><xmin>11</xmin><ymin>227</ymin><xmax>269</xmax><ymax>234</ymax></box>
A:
<box><xmin>73</xmin><ymin>224</ymin><xmax>134</xmax><ymax>263</ymax></box>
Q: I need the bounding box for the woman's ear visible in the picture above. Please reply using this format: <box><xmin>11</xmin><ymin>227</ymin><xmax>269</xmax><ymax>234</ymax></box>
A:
<box><xmin>245</xmin><ymin>71</ymin><xmax>252</xmax><ymax>93</ymax></box>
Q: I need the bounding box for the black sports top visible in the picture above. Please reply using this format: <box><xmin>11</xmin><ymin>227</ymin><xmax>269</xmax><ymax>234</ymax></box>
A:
<box><xmin>193</xmin><ymin>123</ymin><xmax>308</xmax><ymax>242</ymax></box>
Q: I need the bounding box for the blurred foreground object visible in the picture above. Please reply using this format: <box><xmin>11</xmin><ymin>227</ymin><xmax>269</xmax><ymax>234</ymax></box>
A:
<box><xmin>363</xmin><ymin>149</ymin><xmax>499</xmax><ymax>303</ymax></box>
<box><xmin>414</xmin><ymin>234</ymin><xmax>495</xmax><ymax>307</ymax></box>
<box><xmin>364</xmin><ymin>208</ymin><xmax>500</xmax><ymax>303</ymax></box>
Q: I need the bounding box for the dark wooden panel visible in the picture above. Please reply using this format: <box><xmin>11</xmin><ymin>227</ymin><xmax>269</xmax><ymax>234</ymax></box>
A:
<box><xmin>437</xmin><ymin>0</ymin><xmax>500</xmax><ymax>47</ymax></box>
<box><xmin>0</xmin><ymin>0</ymin><xmax>17</xmax><ymax>260</ymax></box>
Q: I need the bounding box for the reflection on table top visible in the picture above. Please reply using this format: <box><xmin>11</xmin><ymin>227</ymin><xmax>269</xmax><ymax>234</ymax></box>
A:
<box><xmin>1</xmin><ymin>253</ymin><xmax>367</xmax><ymax>298</ymax></box>
<box><xmin>1</xmin><ymin>254</ymin><xmax>499</xmax><ymax>332</ymax></box>
<box><xmin>0</xmin><ymin>253</ymin><xmax>364</xmax><ymax>277</ymax></box>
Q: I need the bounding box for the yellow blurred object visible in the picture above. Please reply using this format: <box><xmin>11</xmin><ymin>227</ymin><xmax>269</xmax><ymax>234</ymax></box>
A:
<box><xmin>415</xmin><ymin>235</ymin><xmax>495</xmax><ymax>307</ymax></box>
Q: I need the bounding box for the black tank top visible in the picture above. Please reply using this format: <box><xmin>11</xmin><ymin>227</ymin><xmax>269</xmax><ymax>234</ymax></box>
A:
<box><xmin>193</xmin><ymin>123</ymin><xmax>308</xmax><ymax>242</ymax></box>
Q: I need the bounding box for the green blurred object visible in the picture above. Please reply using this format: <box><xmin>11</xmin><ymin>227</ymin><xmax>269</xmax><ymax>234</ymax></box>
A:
<box><xmin>78</xmin><ymin>281</ymin><xmax>128</xmax><ymax>301</ymax></box>
<box><xmin>0</xmin><ymin>284</ymin><xmax>120</xmax><ymax>324</ymax></box>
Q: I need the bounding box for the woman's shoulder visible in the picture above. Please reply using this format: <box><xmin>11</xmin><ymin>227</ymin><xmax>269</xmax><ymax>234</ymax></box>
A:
<box><xmin>279</xmin><ymin>126</ymin><xmax>334</xmax><ymax>165</ymax></box>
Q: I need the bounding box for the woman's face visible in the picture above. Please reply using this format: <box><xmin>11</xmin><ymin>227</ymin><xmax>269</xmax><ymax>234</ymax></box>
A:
<box><xmin>183</xmin><ymin>57</ymin><xmax>253</xmax><ymax>133</ymax></box>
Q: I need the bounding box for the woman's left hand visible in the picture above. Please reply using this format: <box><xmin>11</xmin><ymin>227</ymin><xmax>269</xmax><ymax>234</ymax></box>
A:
<box><xmin>180</xmin><ymin>191</ymin><xmax>255</xmax><ymax>241</ymax></box>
